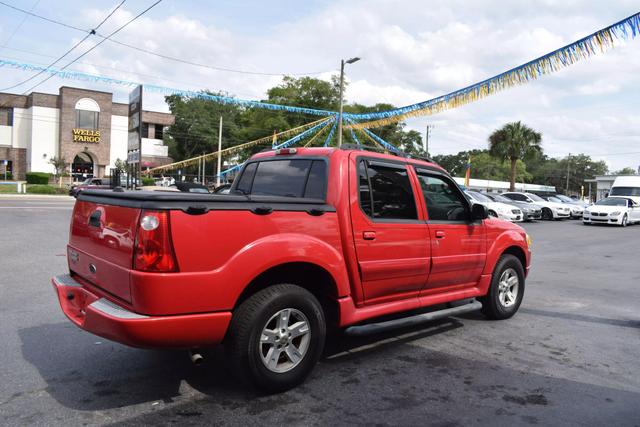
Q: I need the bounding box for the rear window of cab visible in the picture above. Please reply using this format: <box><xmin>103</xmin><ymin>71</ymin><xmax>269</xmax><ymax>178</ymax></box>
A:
<box><xmin>234</xmin><ymin>158</ymin><xmax>327</xmax><ymax>199</ymax></box>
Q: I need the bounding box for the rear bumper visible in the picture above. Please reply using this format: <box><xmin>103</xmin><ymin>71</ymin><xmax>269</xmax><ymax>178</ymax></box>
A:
<box><xmin>51</xmin><ymin>274</ymin><xmax>231</xmax><ymax>349</ymax></box>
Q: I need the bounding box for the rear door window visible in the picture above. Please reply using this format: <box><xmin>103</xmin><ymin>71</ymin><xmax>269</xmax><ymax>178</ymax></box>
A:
<box><xmin>235</xmin><ymin>159</ymin><xmax>327</xmax><ymax>199</ymax></box>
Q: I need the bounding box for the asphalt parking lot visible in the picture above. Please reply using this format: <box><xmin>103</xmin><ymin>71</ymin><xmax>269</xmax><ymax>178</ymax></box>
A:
<box><xmin>1</xmin><ymin>196</ymin><xmax>639</xmax><ymax>426</ymax></box>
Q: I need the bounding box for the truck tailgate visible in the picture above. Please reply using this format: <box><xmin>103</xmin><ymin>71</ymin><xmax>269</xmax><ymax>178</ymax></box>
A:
<box><xmin>68</xmin><ymin>200</ymin><xmax>140</xmax><ymax>302</ymax></box>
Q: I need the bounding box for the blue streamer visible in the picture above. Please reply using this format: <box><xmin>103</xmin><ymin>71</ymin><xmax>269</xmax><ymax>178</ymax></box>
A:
<box><xmin>215</xmin><ymin>163</ymin><xmax>243</xmax><ymax>178</ymax></box>
<box><xmin>344</xmin><ymin>117</ymin><xmax>361</xmax><ymax>145</ymax></box>
<box><xmin>323</xmin><ymin>118</ymin><xmax>338</xmax><ymax>147</ymax></box>
<box><xmin>362</xmin><ymin>128</ymin><xmax>400</xmax><ymax>153</ymax></box>
<box><xmin>0</xmin><ymin>59</ymin><xmax>335</xmax><ymax>117</ymax></box>
<box><xmin>273</xmin><ymin>118</ymin><xmax>332</xmax><ymax>149</ymax></box>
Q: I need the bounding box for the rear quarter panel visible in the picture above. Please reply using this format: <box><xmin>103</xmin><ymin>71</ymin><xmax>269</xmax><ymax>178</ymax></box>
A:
<box><xmin>129</xmin><ymin>210</ymin><xmax>350</xmax><ymax>315</ymax></box>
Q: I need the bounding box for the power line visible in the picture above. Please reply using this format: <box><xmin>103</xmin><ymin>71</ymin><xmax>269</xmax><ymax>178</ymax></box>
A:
<box><xmin>0</xmin><ymin>1</ymin><xmax>332</xmax><ymax>77</ymax></box>
<box><xmin>0</xmin><ymin>0</ymin><xmax>87</xmax><ymax>32</ymax></box>
<box><xmin>0</xmin><ymin>0</ymin><xmax>127</xmax><ymax>92</ymax></box>
<box><xmin>0</xmin><ymin>0</ymin><xmax>41</xmax><ymax>52</ymax></box>
<box><xmin>20</xmin><ymin>0</ymin><xmax>159</xmax><ymax>95</ymax></box>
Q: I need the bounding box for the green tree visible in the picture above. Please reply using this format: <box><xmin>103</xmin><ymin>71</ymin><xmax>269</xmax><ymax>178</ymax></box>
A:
<box><xmin>433</xmin><ymin>149</ymin><xmax>530</xmax><ymax>181</ymax></box>
<box><xmin>114</xmin><ymin>158</ymin><xmax>127</xmax><ymax>172</ymax></box>
<box><xmin>488</xmin><ymin>121</ymin><xmax>542</xmax><ymax>191</ymax></box>
<box><xmin>165</xmin><ymin>91</ymin><xmax>242</xmax><ymax>174</ymax></box>
<box><xmin>613</xmin><ymin>167</ymin><xmax>637</xmax><ymax>175</ymax></box>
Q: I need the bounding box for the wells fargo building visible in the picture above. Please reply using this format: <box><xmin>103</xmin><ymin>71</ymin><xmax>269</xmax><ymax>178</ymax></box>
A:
<box><xmin>0</xmin><ymin>86</ymin><xmax>174</xmax><ymax>180</ymax></box>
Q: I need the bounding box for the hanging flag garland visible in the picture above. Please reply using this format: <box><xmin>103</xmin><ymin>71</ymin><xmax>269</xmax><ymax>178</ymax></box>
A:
<box><xmin>0</xmin><ymin>58</ymin><xmax>335</xmax><ymax>117</ymax></box>
<box><xmin>345</xmin><ymin>11</ymin><xmax>640</xmax><ymax>128</ymax></box>
<box><xmin>144</xmin><ymin>116</ymin><xmax>332</xmax><ymax>174</ymax></box>
<box><xmin>273</xmin><ymin>117</ymin><xmax>335</xmax><ymax>149</ymax></box>
<box><xmin>361</xmin><ymin>128</ymin><xmax>400</xmax><ymax>153</ymax></box>
<box><xmin>323</xmin><ymin>119</ymin><xmax>339</xmax><ymax>147</ymax></box>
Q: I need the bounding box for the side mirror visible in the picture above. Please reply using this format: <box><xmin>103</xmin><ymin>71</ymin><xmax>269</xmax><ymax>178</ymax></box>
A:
<box><xmin>471</xmin><ymin>203</ymin><xmax>489</xmax><ymax>221</ymax></box>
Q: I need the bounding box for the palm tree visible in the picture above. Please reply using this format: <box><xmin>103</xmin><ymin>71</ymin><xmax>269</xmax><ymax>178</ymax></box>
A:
<box><xmin>488</xmin><ymin>121</ymin><xmax>542</xmax><ymax>191</ymax></box>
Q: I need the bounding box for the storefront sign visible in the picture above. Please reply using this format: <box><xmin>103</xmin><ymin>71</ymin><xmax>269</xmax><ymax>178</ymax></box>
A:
<box><xmin>72</xmin><ymin>128</ymin><xmax>100</xmax><ymax>143</ymax></box>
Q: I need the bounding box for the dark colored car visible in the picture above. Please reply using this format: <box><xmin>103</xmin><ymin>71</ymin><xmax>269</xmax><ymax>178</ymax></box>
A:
<box><xmin>69</xmin><ymin>177</ymin><xmax>111</xmax><ymax>197</ymax></box>
<box><xmin>481</xmin><ymin>192</ymin><xmax>542</xmax><ymax>221</ymax></box>
<box><xmin>174</xmin><ymin>182</ymin><xmax>210</xmax><ymax>193</ymax></box>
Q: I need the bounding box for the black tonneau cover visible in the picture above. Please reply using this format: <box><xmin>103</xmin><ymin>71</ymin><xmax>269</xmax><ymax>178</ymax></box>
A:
<box><xmin>78</xmin><ymin>189</ymin><xmax>334</xmax><ymax>214</ymax></box>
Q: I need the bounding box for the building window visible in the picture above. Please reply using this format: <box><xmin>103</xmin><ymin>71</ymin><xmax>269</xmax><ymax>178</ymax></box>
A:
<box><xmin>75</xmin><ymin>110</ymin><xmax>99</xmax><ymax>129</ymax></box>
<box><xmin>141</xmin><ymin>122</ymin><xmax>149</xmax><ymax>138</ymax></box>
<box><xmin>0</xmin><ymin>108</ymin><xmax>13</xmax><ymax>126</ymax></box>
<box><xmin>155</xmin><ymin>124</ymin><xmax>164</xmax><ymax>140</ymax></box>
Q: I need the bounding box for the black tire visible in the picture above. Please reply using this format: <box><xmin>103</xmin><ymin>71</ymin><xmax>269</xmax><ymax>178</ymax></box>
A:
<box><xmin>225</xmin><ymin>284</ymin><xmax>326</xmax><ymax>393</ymax></box>
<box><xmin>541</xmin><ymin>208</ymin><xmax>553</xmax><ymax>221</ymax></box>
<box><xmin>479</xmin><ymin>254</ymin><xmax>525</xmax><ymax>320</ymax></box>
<box><xmin>621</xmin><ymin>214</ymin><xmax>628</xmax><ymax>227</ymax></box>
<box><xmin>488</xmin><ymin>210</ymin><xmax>498</xmax><ymax>218</ymax></box>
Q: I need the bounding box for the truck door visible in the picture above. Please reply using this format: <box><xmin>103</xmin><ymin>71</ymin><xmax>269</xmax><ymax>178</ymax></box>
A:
<box><xmin>350</xmin><ymin>156</ymin><xmax>430</xmax><ymax>305</ymax></box>
<box><xmin>412</xmin><ymin>168</ymin><xmax>486</xmax><ymax>293</ymax></box>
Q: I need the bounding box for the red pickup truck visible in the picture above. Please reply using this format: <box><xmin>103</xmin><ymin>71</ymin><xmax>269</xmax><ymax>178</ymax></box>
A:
<box><xmin>52</xmin><ymin>146</ymin><xmax>531</xmax><ymax>392</ymax></box>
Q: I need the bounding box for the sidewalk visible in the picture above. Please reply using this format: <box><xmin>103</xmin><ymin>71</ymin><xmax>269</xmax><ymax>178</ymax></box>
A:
<box><xmin>0</xmin><ymin>193</ymin><xmax>75</xmax><ymax>200</ymax></box>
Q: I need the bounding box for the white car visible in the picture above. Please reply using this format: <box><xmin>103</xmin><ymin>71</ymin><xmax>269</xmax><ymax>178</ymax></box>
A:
<box><xmin>465</xmin><ymin>190</ymin><xmax>523</xmax><ymax>222</ymax></box>
<box><xmin>502</xmin><ymin>192</ymin><xmax>571</xmax><ymax>220</ymax></box>
<box><xmin>583</xmin><ymin>197</ymin><xmax>640</xmax><ymax>227</ymax></box>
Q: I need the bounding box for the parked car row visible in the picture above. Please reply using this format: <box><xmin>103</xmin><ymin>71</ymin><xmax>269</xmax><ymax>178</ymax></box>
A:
<box><xmin>464</xmin><ymin>190</ymin><xmax>574</xmax><ymax>222</ymax></box>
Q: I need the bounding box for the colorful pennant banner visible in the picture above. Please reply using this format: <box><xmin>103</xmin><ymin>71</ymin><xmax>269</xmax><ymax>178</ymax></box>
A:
<box><xmin>345</xmin><ymin>11</ymin><xmax>640</xmax><ymax>128</ymax></box>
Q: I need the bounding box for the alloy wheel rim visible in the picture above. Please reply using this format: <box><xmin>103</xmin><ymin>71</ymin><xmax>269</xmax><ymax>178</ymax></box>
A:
<box><xmin>259</xmin><ymin>308</ymin><xmax>311</xmax><ymax>373</ymax></box>
<box><xmin>497</xmin><ymin>268</ymin><xmax>519</xmax><ymax>308</ymax></box>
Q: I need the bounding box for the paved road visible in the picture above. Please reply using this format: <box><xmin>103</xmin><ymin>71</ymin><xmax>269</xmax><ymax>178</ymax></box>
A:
<box><xmin>1</xmin><ymin>199</ymin><xmax>639</xmax><ymax>426</ymax></box>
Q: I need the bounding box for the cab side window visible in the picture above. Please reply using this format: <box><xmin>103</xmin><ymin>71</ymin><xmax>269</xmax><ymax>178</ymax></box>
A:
<box><xmin>358</xmin><ymin>160</ymin><xmax>417</xmax><ymax>220</ymax></box>
<box><xmin>415</xmin><ymin>172</ymin><xmax>468</xmax><ymax>221</ymax></box>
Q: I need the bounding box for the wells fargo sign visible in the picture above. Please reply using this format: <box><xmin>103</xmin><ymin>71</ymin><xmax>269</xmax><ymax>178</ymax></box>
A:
<box><xmin>72</xmin><ymin>129</ymin><xmax>100</xmax><ymax>143</ymax></box>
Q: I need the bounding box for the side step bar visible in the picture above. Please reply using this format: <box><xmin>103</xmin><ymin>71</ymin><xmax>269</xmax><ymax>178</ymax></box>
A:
<box><xmin>345</xmin><ymin>300</ymin><xmax>482</xmax><ymax>336</ymax></box>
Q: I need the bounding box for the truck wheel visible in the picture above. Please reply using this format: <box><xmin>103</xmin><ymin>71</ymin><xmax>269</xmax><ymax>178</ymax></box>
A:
<box><xmin>225</xmin><ymin>284</ymin><xmax>326</xmax><ymax>393</ymax></box>
<box><xmin>480</xmin><ymin>254</ymin><xmax>525</xmax><ymax>320</ymax></box>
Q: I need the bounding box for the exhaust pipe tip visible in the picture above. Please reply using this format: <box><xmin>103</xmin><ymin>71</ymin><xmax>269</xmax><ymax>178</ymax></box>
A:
<box><xmin>189</xmin><ymin>350</ymin><xmax>204</xmax><ymax>366</ymax></box>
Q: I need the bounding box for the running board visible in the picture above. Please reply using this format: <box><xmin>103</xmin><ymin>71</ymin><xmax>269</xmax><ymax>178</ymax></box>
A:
<box><xmin>344</xmin><ymin>300</ymin><xmax>482</xmax><ymax>336</ymax></box>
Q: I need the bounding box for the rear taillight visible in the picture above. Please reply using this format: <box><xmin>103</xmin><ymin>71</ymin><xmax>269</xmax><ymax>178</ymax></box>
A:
<box><xmin>134</xmin><ymin>210</ymin><xmax>178</xmax><ymax>272</ymax></box>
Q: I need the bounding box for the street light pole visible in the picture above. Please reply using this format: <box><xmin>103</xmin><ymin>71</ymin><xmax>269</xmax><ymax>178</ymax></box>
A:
<box><xmin>337</xmin><ymin>57</ymin><xmax>360</xmax><ymax>147</ymax></box>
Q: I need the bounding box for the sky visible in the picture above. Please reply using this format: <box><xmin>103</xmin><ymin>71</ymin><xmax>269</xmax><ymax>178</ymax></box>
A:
<box><xmin>0</xmin><ymin>0</ymin><xmax>639</xmax><ymax>172</ymax></box>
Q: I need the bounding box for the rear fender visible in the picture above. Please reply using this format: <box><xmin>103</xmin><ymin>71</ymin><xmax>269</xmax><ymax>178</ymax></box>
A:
<box><xmin>222</xmin><ymin>233</ymin><xmax>350</xmax><ymax>303</ymax></box>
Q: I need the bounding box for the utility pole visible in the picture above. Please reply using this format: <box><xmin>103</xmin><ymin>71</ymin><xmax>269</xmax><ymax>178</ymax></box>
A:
<box><xmin>565</xmin><ymin>153</ymin><xmax>571</xmax><ymax>193</ymax></box>
<box><xmin>424</xmin><ymin>125</ymin><xmax>433</xmax><ymax>154</ymax></box>
<box><xmin>202</xmin><ymin>153</ymin><xmax>205</xmax><ymax>184</ymax></box>
<box><xmin>217</xmin><ymin>115</ymin><xmax>222</xmax><ymax>187</ymax></box>
<box><xmin>337</xmin><ymin>57</ymin><xmax>360</xmax><ymax>147</ymax></box>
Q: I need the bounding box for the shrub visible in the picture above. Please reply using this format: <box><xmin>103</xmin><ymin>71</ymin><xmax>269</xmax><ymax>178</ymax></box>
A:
<box><xmin>26</xmin><ymin>184</ymin><xmax>67</xmax><ymax>195</ymax></box>
<box><xmin>142</xmin><ymin>177</ymin><xmax>156</xmax><ymax>186</ymax></box>
<box><xmin>26</xmin><ymin>172</ymin><xmax>51</xmax><ymax>184</ymax></box>
<box><xmin>1</xmin><ymin>172</ymin><xmax>13</xmax><ymax>180</ymax></box>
